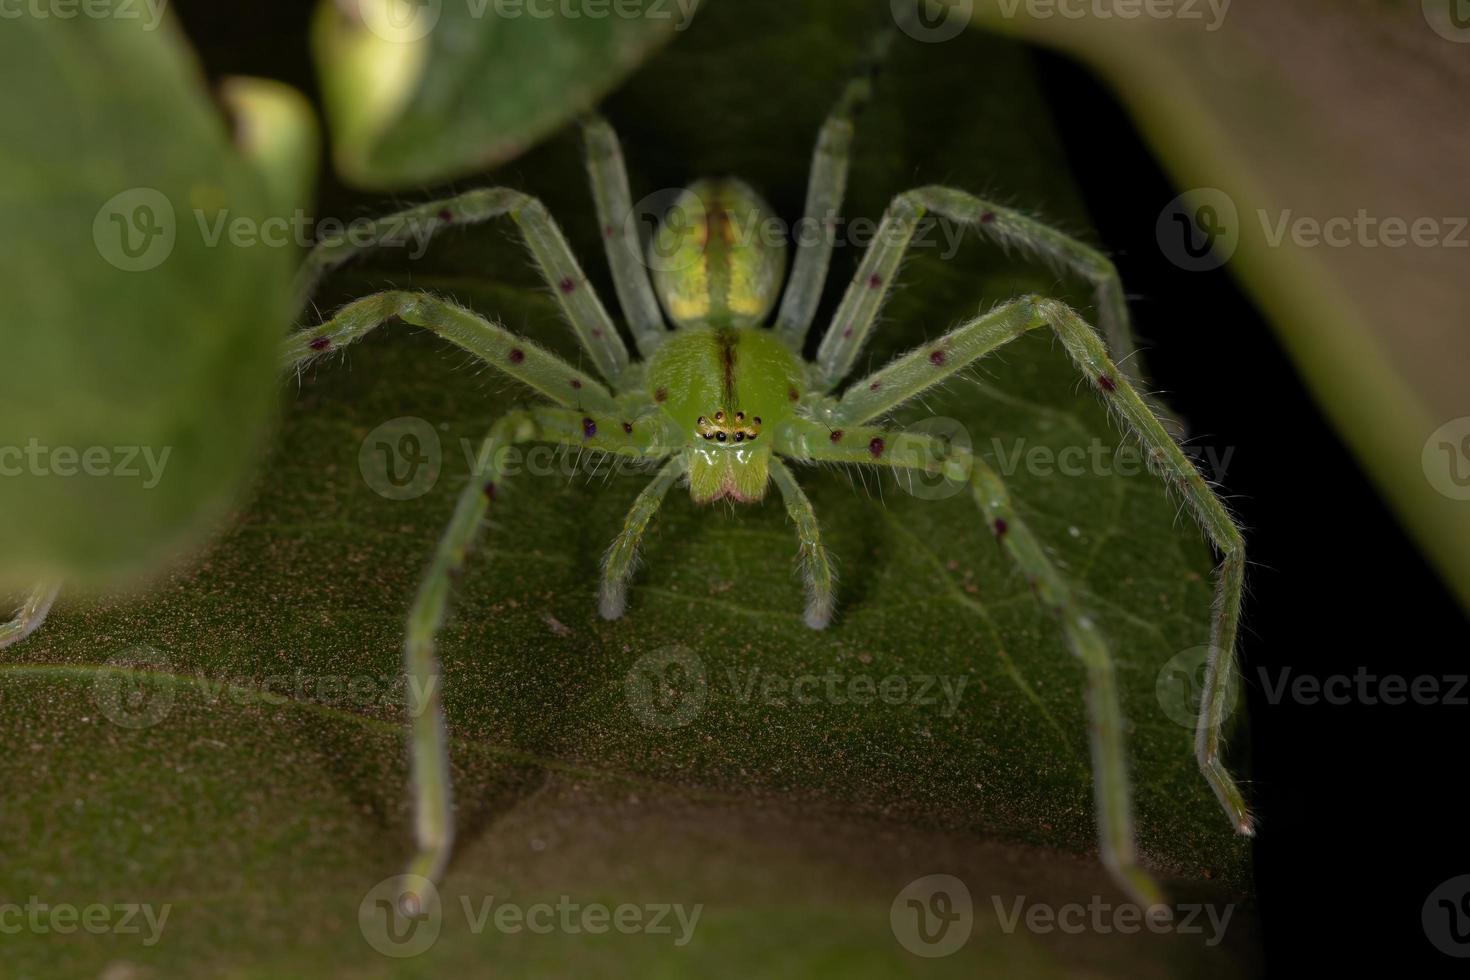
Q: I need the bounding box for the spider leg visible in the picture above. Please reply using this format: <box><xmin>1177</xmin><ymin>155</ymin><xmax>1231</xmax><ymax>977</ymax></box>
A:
<box><xmin>400</xmin><ymin>406</ymin><xmax>669</xmax><ymax>902</ymax></box>
<box><xmin>768</xmin><ymin>457</ymin><xmax>837</xmax><ymax>630</ymax></box>
<box><xmin>581</xmin><ymin>115</ymin><xmax>668</xmax><ymax>358</ymax></box>
<box><xmin>823</xmin><ymin>294</ymin><xmax>1251</xmax><ymax>835</ymax></box>
<box><xmin>772</xmin><ymin>27</ymin><xmax>896</xmax><ymax>351</ymax></box>
<box><xmin>814</xmin><ymin>186</ymin><xmax>1143</xmax><ymax>392</ymax></box>
<box><xmin>0</xmin><ymin>579</ymin><xmax>61</xmax><ymax>650</ymax></box>
<box><xmin>598</xmin><ymin>455</ymin><xmax>688</xmax><ymax>620</ymax></box>
<box><xmin>779</xmin><ymin>425</ymin><xmax>1166</xmax><ymax>912</ymax></box>
<box><xmin>283</xmin><ymin>290</ymin><xmax>620</xmax><ymax>415</ymax></box>
<box><xmin>289</xmin><ymin>187</ymin><xmax>631</xmax><ymax>387</ymax></box>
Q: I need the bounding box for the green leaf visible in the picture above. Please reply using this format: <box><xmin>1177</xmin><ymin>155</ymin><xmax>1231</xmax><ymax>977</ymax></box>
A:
<box><xmin>0</xmin><ymin>14</ymin><xmax>298</xmax><ymax>588</ymax></box>
<box><xmin>313</xmin><ymin>0</ymin><xmax>695</xmax><ymax>187</ymax></box>
<box><xmin>958</xmin><ymin>0</ymin><xmax>1470</xmax><ymax>611</ymax></box>
<box><xmin>2</xmin><ymin>2</ymin><xmax>1257</xmax><ymax>975</ymax></box>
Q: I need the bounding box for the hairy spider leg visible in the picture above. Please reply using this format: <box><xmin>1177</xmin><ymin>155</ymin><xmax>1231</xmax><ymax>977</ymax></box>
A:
<box><xmin>290</xmin><ymin>187</ymin><xmax>633</xmax><ymax>388</ymax></box>
<box><xmin>0</xmin><ymin>580</ymin><xmax>61</xmax><ymax>650</ymax></box>
<box><xmin>812</xmin><ymin>185</ymin><xmax>1147</xmax><ymax>393</ymax></box>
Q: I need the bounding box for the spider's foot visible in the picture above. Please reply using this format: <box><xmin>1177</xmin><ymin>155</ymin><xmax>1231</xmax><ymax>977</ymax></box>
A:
<box><xmin>597</xmin><ymin>586</ymin><xmax>627</xmax><ymax>622</ymax></box>
<box><xmin>802</xmin><ymin>600</ymin><xmax>832</xmax><ymax>631</ymax></box>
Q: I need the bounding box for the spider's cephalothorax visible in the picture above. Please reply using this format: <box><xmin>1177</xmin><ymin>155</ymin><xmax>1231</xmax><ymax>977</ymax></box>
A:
<box><xmin>9</xmin><ymin>30</ymin><xmax>1252</xmax><ymax>920</ymax></box>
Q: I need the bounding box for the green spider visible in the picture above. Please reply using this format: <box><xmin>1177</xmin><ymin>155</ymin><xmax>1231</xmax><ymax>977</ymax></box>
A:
<box><xmin>2</xmin><ymin>38</ymin><xmax>1248</xmax><ymax>917</ymax></box>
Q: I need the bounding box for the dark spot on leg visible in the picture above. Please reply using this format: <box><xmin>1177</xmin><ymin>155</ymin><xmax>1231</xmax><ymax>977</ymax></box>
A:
<box><xmin>438</xmin><ymin>208</ymin><xmax>453</xmax><ymax>222</ymax></box>
<box><xmin>980</xmin><ymin>211</ymin><xmax>996</xmax><ymax>224</ymax></box>
<box><xmin>558</xmin><ymin>277</ymin><xmax>577</xmax><ymax>294</ymax></box>
<box><xmin>929</xmin><ymin>349</ymin><xmax>947</xmax><ymax>367</ymax></box>
<box><xmin>869</xmin><ymin>437</ymin><xmax>885</xmax><ymax>458</ymax></box>
<box><xmin>993</xmin><ymin>518</ymin><xmax>1008</xmax><ymax>539</ymax></box>
<box><xmin>582</xmin><ymin>417</ymin><xmax>597</xmax><ymax>439</ymax></box>
<box><xmin>508</xmin><ymin>348</ymin><xmax>525</xmax><ymax>364</ymax></box>
<box><xmin>1097</xmin><ymin>374</ymin><xmax>1116</xmax><ymax>393</ymax></box>
<box><xmin>309</xmin><ymin>336</ymin><xmax>332</xmax><ymax>352</ymax></box>
<box><xmin>788</xmin><ymin>388</ymin><xmax>800</xmax><ymax>402</ymax></box>
<box><xmin>830</xmin><ymin>430</ymin><xmax>844</xmax><ymax>443</ymax></box>
<box><xmin>483</xmin><ymin>481</ymin><xmax>497</xmax><ymax>501</ymax></box>
<box><xmin>842</xmin><ymin>328</ymin><xmax>853</xmax><ymax>339</ymax></box>
<box><xmin>603</xmin><ymin>225</ymin><xmax>617</xmax><ymax>239</ymax></box>
<box><xmin>867</xmin><ymin>274</ymin><xmax>883</xmax><ymax>289</ymax></box>
<box><xmin>655</xmin><ymin>388</ymin><xmax>668</xmax><ymax>403</ymax></box>
<box><xmin>591</xmin><ymin>328</ymin><xmax>603</xmax><ymax>339</ymax></box>
<box><xmin>869</xmin><ymin>381</ymin><xmax>881</xmax><ymax>392</ymax></box>
<box><xmin>621</xmin><ymin>421</ymin><xmax>633</xmax><ymax>434</ymax></box>
<box><xmin>570</xmin><ymin>378</ymin><xmax>583</xmax><ymax>390</ymax></box>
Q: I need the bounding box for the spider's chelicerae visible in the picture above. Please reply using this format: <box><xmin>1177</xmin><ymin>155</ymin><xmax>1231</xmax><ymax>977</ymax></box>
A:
<box><xmin>3</xmin><ymin>39</ymin><xmax>1249</xmax><ymax>915</ymax></box>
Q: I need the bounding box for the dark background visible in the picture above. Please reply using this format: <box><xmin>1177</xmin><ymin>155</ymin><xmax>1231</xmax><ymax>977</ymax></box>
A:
<box><xmin>1038</xmin><ymin>53</ymin><xmax>1469</xmax><ymax>977</ymax></box>
<box><xmin>171</xmin><ymin>3</ymin><xmax>1469</xmax><ymax>974</ymax></box>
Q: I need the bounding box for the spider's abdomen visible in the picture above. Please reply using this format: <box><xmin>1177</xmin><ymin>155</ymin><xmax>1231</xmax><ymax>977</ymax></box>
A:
<box><xmin>649</xmin><ymin>178</ymin><xmax>788</xmax><ymax>330</ymax></box>
<box><xmin>646</xmin><ymin>326</ymin><xmax>805</xmax><ymax>504</ymax></box>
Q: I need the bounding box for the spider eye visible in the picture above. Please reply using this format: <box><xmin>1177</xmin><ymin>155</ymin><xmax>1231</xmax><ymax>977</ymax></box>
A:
<box><xmin>716</xmin><ymin>432</ymin><xmax>727</xmax><ymax>442</ymax></box>
<box><xmin>734</xmin><ymin>432</ymin><xmax>745</xmax><ymax>442</ymax></box>
<box><xmin>735</xmin><ymin>411</ymin><xmax>745</xmax><ymax>421</ymax></box>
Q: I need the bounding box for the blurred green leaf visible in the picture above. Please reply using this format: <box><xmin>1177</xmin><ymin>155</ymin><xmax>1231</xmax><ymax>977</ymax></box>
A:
<box><xmin>2</xmin><ymin>1</ymin><xmax>1256</xmax><ymax>975</ymax></box>
<box><xmin>0</xmin><ymin>13</ymin><xmax>300</xmax><ymax>588</ymax></box>
<box><xmin>312</xmin><ymin>0</ymin><xmax>695</xmax><ymax>187</ymax></box>
<box><xmin>958</xmin><ymin>0</ymin><xmax>1470</xmax><ymax>610</ymax></box>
